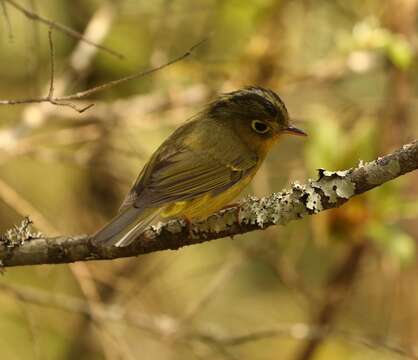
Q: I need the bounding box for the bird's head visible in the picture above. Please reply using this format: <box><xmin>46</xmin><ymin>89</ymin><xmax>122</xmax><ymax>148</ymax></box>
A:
<box><xmin>206</xmin><ymin>86</ymin><xmax>306</xmax><ymax>154</ymax></box>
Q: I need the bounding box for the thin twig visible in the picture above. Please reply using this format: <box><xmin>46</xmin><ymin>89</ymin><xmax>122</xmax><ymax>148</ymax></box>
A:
<box><xmin>57</xmin><ymin>38</ymin><xmax>207</xmax><ymax>101</ymax></box>
<box><xmin>27</xmin><ymin>0</ymin><xmax>42</xmax><ymax>93</ymax></box>
<box><xmin>0</xmin><ymin>178</ymin><xmax>57</xmax><ymax>234</ymax></box>
<box><xmin>69</xmin><ymin>262</ymin><xmax>120</xmax><ymax>360</ymax></box>
<box><xmin>0</xmin><ymin>38</ymin><xmax>206</xmax><ymax>113</ymax></box>
<box><xmin>0</xmin><ymin>0</ymin><xmax>13</xmax><ymax>40</ymax></box>
<box><xmin>0</xmin><ymin>169</ymin><xmax>123</xmax><ymax>359</ymax></box>
<box><xmin>15</xmin><ymin>1</ymin><xmax>119</xmax><ymax>128</ymax></box>
<box><xmin>196</xmin><ymin>325</ymin><xmax>416</xmax><ymax>359</ymax></box>
<box><xmin>181</xmin><ymin>254</ymin><xmax>243</xmax><ymax>322</ymax></box>
<box><xmin>4</xmin><ymin>0</ymin><xmax>123</xmax><ymax>59</ymax></box>
<box><xmin>15</xmin><ymin>300</ymin><xmax>40</xmax><ymax>360</ymax></box>
<box><xmin>47</xmin><ymin>27</ymin><xmax>54</xmax><ymax>99</ymax></box>
<box><xmin>0</xmin><ymin>282</ymin><xmax>414</xmax><ymax>358</ymax></box>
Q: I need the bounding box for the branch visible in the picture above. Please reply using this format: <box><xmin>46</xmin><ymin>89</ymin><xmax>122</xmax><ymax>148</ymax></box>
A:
<box><xmin>0</xmin><ymin>0</ymin><xmax>13</xmax><ymax>40</ymax></box>
<box><xmin>4</xmin><ymin>0</ymin><xmax>123</xmax><ymax>59</ymax></box>
<box><xmin>0</xmin><ymin>38</ymin><xmax>206</xmax><ymax>113</ymax></box>
<box><xmin>1</xmin><ymin>282</ymin><xmax>413</xmax><ymax>358</ymax></box>
<box><xmin>1</xmin><ymin>140</ymin><xmax>417</xmax><ymax>267</ymax></box>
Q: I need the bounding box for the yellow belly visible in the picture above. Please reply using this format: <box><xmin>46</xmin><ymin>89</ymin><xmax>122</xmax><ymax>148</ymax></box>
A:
<box><xmin>160</xmin><ymin>173</ymin><xmax>254</xmax><ymax>221</ymax></box>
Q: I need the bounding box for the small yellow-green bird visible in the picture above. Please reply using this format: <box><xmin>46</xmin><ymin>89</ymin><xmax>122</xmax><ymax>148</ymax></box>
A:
<box><xmin>94</xmin><ymin>87</ymin><xmax>306</xmax><ymax>247</ymax></box>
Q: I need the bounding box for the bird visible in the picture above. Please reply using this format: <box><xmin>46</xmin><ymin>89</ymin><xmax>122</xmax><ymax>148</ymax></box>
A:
<box><xmin>93</xmin><ymin>86</ymin><xmax>306</xmax><ymax>247</ymax></box>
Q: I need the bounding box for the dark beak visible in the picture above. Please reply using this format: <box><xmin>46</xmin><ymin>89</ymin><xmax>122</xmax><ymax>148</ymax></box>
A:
<box><xmin>283</xmin><ymin>125</ymin><xmax>307</xmax><ymax>137</ymax></box>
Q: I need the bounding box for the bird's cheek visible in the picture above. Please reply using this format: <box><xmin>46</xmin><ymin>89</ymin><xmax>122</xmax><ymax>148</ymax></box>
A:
<box><xmin>259</xmin><ymin>136</ymin><xmax>280</xmax><ymax>156</ymax></box>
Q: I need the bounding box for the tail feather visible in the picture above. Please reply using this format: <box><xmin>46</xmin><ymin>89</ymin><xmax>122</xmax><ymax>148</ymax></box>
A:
<box><xmin>93</xmin><ymin>207</ymin><xmax>160</xmax><ymax>247</ymax></box>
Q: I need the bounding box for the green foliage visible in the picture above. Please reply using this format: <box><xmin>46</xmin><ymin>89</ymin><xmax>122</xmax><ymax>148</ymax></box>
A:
<box><xmin>340</xmin><ymin>16</ymin><xmax>415</xmax><ymax>69</ymax></box>
<box><xmin>369</xmin><ymin>222</ymin><xmax>416</xmax><ymax>266</ymax></box>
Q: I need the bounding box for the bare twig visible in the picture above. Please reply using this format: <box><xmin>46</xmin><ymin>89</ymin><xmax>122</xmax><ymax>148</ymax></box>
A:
<box><xmin>15</xmin><ymin>299</ymin><xmax>40</xmax><ymax>360</ymax></box>
<box><xmin>0</xmin><ymin>163</ymin><xmax>117</xmax><ymax>359</ymax></box>
<box><xmin>0</xmin><ymin>0</ymin><xmax>13</xmax><ymax>40</ymax></box>
<box><xmin>69</xmin><ymin>262</ymin><xmax>120</xmax><ymax>360</ymax></box>
<box><xmin>47</xmin><ymin>27</ymin><xmax>55</xmax><ymax>99</ymax></box>
<box><xmin>3</xmin><ymin>0</ymin><xmax>123</xmax><ymax>59</ymax></box>
<box><xmin>18</xmin><ymin>1</ymin><xmax>119</xmax><ymax>128</ymax></box>
<box><xmin>0</xmin><ymin>140</ymin><xmax>417</xmax><ymax>267</ymax></box>
<box><xmin>0</xmin><ymin>178</ymin><xmax>57</xmax><ymax>234</ymax></box>
<box><xmin>0</xmin><ymin>282</ymin><xmax>414</xmax><ymax>358</ymax></box>
<box><xmin>0</xmin><ymin>38</ymin><xmax>206</xmax><ymax>113</ymax></box>
<box><xmin>57</xmin><ymin>38</ymin><xmax>207</xmax><ymax>101</ymax></box>
<box><xmin>0</xmin><ymin>282</ymin><xmax>178</xmax><ymax>336</ymax></box>
<box><xmin>16</xmin><ymin>84</ymin><xmax>210</xmax><ymax>126</ymax></box>
<box><xmin>196</xmin><ymin>324</ymin><xmax>415</xmax><ymax>359</ymax></box>
<box><xmin>181</xmin><ymin>253</ymin><xmax>243</xmax><ymax>322</ymax></box>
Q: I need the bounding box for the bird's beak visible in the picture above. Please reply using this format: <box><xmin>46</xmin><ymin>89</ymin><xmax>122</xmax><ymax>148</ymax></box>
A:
<box><xmin>283</xmin><ymin>125</ymin><xmax>307</xmax><ymax>137</ymax></box>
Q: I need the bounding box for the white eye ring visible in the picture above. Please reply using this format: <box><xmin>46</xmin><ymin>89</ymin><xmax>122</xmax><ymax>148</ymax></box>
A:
<box><xmin>251</xmin><ymin>120</ymin><xmax>270</xmax><ymax>134</ymax></box>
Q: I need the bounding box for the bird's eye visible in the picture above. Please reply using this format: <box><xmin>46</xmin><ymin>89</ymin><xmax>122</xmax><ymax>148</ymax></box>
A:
<box><xmin>251</xmin><ymin>120</ymin><xmax>270</xmax><ymax>134</ymax></box>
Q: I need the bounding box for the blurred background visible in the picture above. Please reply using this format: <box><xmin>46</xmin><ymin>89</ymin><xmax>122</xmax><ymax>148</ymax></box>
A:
<box><xmin>0</xmin><ymin>0</ymin><xmax>418</xmax><ymax>359</ymax></box>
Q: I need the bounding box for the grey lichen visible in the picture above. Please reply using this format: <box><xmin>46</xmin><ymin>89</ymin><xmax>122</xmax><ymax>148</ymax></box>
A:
<box><xmin>403</xmin><ymin>143</ymin><xmax>414</xmax><ymax>151</ymax></box>
<box><xmin>239</xmin><ymin>189</ymin><xmax>308</xmax><ymax>228</ymax></box>
<box><xmin>304</xmin><ymin>184</ymin><xmax>323</xmax><ymax>212</ymax></box>
<box><xmin>320</xmin><ymin>169</ymin><xmax>350</xmax><ymax>177</ymax></box>
<box><xmin>311</xmin><ymin>169</ymin><xmax>355</xmax><ymax>203</ymax></box>
<box><xmin>1</xmin><ymin>217</ymin><xmax>43</xmax><ymax>248</ymax></box>
<box><xmin>237</xmin><ymin>169</ymin><xmax>357</xmax><ymax>229</ymax></box>
<box><xmin>149</xmin><ymin>218</ymin><xmax>186</xmax><ymax>238</ymax></box>
<box><xmin>191</xmin><ymin>209</ymin><xmax>237</xmax><ymax>237</ymax></box>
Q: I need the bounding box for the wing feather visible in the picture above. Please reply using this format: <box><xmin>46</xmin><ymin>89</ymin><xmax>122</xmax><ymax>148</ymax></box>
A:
<box><xmin>140</xmin><ymin>151</ymin><xmax>247</xmax><ymax>207</ymax></box>
<box><xmin>121</xmin><ymin>119</ymin><xmax>258</xmax><ymax>211</ymax></box>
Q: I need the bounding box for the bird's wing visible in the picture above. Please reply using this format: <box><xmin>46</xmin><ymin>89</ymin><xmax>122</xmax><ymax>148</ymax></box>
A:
<box><xmin>121</xmin><ymin>122</ymin><xmax>258</xmax><ymax>211</ymax></box>
<box><xmin>139</xmin><ymin>150</ymin><xmax>256</xmax><ymax>207</ymax></box>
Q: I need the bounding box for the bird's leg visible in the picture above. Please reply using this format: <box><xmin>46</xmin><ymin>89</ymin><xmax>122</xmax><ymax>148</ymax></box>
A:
<box><xmin>181</xmin><ymin>216</ymin><xmax>194</xmax><ymax>238</ymax></box>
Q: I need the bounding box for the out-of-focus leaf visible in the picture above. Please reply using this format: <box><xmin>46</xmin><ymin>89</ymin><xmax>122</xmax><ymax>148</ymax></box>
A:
<box><xmin>340</xmin><ymin>16</ymin><xmax>415</xmax><ymax>70</ymax></box>
<box><xmin>368</xmin><ymin>222</ymin><xmax>416</xmax><ymax>266</ymax></box>
<box><xmin>305</xmin><ymin>106</ymin><xmax>344</xmax><ymax>169</ymax></box>
<box><xmin>305</xmin><ymin>110</ymin><xmax>376</xmax><ymax>173</ymax></box>
<box><xmin>385</xmin><ymin>36</ymin><xmax>414</xmax><ymax>70</ymax></box>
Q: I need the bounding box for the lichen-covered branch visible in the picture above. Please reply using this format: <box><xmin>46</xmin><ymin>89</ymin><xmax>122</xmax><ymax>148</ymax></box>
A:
<box><xmin>1</xmin><ymin>140</ymin><xmax>417</xmax><ymax>267</ymax></box>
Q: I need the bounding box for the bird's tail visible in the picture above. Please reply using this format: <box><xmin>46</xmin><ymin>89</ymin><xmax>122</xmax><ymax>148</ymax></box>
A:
<box><xmin>93</xmin><ymin>207</ymin><xmax>160</xmax><ymax>247</ymax></box>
